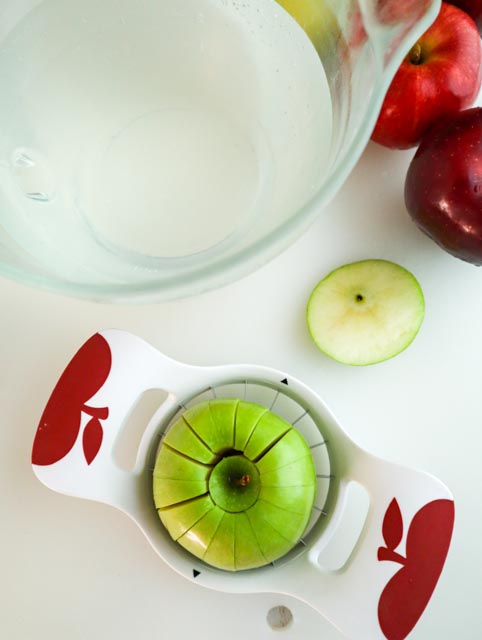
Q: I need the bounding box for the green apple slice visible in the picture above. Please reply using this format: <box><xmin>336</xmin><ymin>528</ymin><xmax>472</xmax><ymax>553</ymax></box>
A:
<box><xmin>244</xmin><ymin>511</ymin><xmax>295</xmax><ymax>564</ymax></box>
<box><xmin>234</xmin><ymin>402</ymin><xmax>267</xmax><ymax>451</ymax></box>
<box><xmin>234</xmin><ymin>512</ymin><xmax>267</xmax><ymax>570</ymax></box>
<box><xmin>183</xmin><ymin>400</ymin><xmax>237</xmax><ymax>453</ymax></box>
<box><xmin>177</xmin><ymin>506</ymin><xmax>225</xmax><ymax>558</ymax></box>
<box><xmin>204</xmin><ymin>512</ymin><xmax>236</xmax><ymax>571</ymax></box>
<box><xmin>243</xmin><ymin>412</ymin><xmax>291</xmax><ymax>460</ymax></box>
<box><xmin>153</xmin><ymin>398</ymin><xmax>318</xmax><ymax>572</ymax></box>
<box><xmin>153</xmin><ymin>478</ymin><xmax>208</xmax><ymax>508</ymax></box>
<box><xmin>159</xmin><ymin>494</ymin><xmax>215</xmax><ymax>541</ymax></box>
<box><xmin>246</xmin><ymin>499</ymin><xmax>311</xmax><ymax>543</ymax></box>
<box><xmin>153</xmin><ymin>445</ymin><xmax>211</xmax><ymax>482</ymax></box>
<box><xmin>306</xmin><ymin>259</ymin><xmax>425</xmax><ymax>366</ymax></box>
<box><xmin>256</xmin><ymin>428</ymin><xmax>314</xmax><ymax>472</ymax></box>
<box><xmin>259</xmin><ymin>483</ymin><xmax>316</xmax><ymax>515</ymax></box>
<box><xmin>209</xmin><ymin>398</ymin><xmax>239</xmax><ymax>451</ymax></box>
<box><xmin>178</xmin><ymin>508</ymin><xmax>268</xmax><ymax>571</ymax></box>
<box><xmin>163</xmin><ymin>418</ymin><xmax>218</xmax><ymax>464</ymax></box>
<box><xmin>260</xmin><ymin>458</ymin><xmax>317</xmax><ymax>487</ymax></box>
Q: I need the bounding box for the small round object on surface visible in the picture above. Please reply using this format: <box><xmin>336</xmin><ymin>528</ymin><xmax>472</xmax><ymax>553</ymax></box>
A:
<box><xmin>306</xmin><ymin>259</ymin><xmax>425</xmax><ymax>366</ymax></box>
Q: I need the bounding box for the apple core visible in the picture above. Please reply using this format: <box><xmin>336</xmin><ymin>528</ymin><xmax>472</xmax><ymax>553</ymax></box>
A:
<box><xmin>208</xmin><ymin>455</ymin><xmax>260</xmax><ymax>513</ymax></box>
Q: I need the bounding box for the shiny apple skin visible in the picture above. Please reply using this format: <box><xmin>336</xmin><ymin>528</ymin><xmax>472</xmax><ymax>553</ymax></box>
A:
<box><xmin>372</xmin><ymin>2</ymin><xmax>482</xmax><ymax>149</ymax></box>
<box><xmin>447</xmin><ymin>0</ymin><xmax>482</xmax><ymax>34</ymax></box>
<box><xmin>404</xmin><ymin>107</ymin><xmax>482</xmax><ymax>265</ymax></box>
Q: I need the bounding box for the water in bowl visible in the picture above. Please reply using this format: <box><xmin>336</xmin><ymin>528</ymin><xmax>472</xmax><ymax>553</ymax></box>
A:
<box><xmin>0</xmin><ymin>0</ymin><xmax>333</xmax><ymax>279</ymax></box>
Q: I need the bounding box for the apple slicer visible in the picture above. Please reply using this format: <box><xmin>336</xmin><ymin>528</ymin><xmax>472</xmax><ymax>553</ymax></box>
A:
<box><xmin>31</xmin><ymin>330</ymin><xmax>454</xmax><ymax>640</ymax></box>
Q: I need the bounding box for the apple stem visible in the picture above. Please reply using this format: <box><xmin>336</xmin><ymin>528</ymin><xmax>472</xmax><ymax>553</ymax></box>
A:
<box><xmin>408</xmin><ymin>42</ymin><xmax>423</xmax><ymax>65</ymax></box>
<box><xmin>234</xmin><ymin>474</ymin><xmax>251</xmax><ymax>487</ymax></box>
<box><xmin>377</xmin><ymin>546</ymin><xmax>407</xmax><ymax>565</ymax></box>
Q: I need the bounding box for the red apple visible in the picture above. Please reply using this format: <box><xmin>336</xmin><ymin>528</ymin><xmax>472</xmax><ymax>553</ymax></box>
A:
<box><xmin>371</xmin><ymin>2</ymin><xmax>482</xmax><ymax>149</ymax></box>
<box><xmin>348</xmin><ymin>5</ymin><xmax>368</xmax><ymax>49</ymax></box>
<box><xmin>32</xmin><ymin>333</ymin><xmax>112</xmax><ymax>466</ymax></box>
<box><xmin>404</xmin><ymin>107</ymin><xmax>482</xmax><ymax>264</ymax></box>
<box><xmin>376</xmin><ymin>0</ymin><xmax>432</xmax><ymax>25</ymax></box>
<box><xmin>446</xmin><ymin>0</ymin><xmax>482</xmax><ymax>34</ymax></box>
<box><xmin>378</xmin><ymin>498</ymin><xmax>455</xmax><ymax>640</ymax></box>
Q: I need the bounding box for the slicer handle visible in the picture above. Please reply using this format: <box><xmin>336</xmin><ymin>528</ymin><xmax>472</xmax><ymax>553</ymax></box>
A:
<box><xmin>295</xmin><ymin>450</ymin><xmax>454</xmax><ymax>640</ymax></box>
<box><xmin>31</xmin><ymin>329</ymin><xmax>199</xmax><ymax>506</ymax></box>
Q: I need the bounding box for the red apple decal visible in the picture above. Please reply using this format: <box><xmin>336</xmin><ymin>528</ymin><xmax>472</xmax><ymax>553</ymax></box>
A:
<box><xmin>372</xmin><ymin>2</ymin><xmax>482</xmax><ymax>149</ymax></box>
<box><xmin>378</xmin><ymin>498</ymin><xmax>455</xmax><ymax>640</ymax></box>
<box><xmin>32</xmin><ymin>333</ymin><xmax>112</xmax><ymax>466</ymax></box>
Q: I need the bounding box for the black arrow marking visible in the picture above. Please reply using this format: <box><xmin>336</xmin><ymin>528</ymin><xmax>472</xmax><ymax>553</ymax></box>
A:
<box><xmin>281</xmin><ymin>378</ymin><xmax>289</xmax><ymax>386</ymax></box>
<box><xmin>193</xmin><ymin>569</ymin><xmax>201</xmax><ymax>578</ymax></box>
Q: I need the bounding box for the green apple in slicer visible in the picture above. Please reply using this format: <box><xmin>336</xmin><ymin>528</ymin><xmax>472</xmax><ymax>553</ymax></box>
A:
<box><xmin>153</xmin><ymin>398</ymin><xmax>317</xmax><ymax>571</ymax></box>
<box><xmin>306</xmin><ymin>259</ymin><xmax>425</xmax><ymax>366</ymax></box>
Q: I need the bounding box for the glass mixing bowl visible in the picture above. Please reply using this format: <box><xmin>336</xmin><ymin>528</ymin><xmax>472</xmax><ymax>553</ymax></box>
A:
<box><xmin>0</xmin><ymin>0</ymin><xmax>440</xmax><ymax>302</ymax></box>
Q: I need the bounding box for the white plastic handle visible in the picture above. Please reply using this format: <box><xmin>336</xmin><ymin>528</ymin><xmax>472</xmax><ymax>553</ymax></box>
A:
<box><xmin>31</xmin><ymin>329</ymin><xmax>204</xmax><ymax>504</ymax></box>
<box><xmin>280</xmin><ymin>448</ymin><xmax>454</xmax><ymax>640</ymax></box>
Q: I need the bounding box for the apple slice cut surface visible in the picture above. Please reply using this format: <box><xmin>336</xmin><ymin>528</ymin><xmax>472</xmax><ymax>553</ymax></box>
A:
<box><xmin>306</xmin><ymin>259</ymin><xmax>425</xmax><ymax>366</ymax></box>
<box><xmin>153</xmin><ymin>399</ymin><xmax>317</xmax><ymax>571</ymax></box>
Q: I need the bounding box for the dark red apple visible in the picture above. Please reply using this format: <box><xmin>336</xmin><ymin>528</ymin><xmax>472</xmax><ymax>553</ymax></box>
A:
<box><xmin>372</xmin><ymin>2</ymin><xmax>482</xmax><ymax>149</ymax></box>
<box><xmin>32</xmin><ymin>333</ymin><xmax>112</xmax><ymax>466</ymax></box>
<box><xmin>446</xmin><ymin>0</ymin><xmax>482</xmax><ymax>34</ymax></box>
<box><xmin>405</xmin><ymin>107</ymin><xmax>482</xmax><ymax>265</ymax></box>
<box><xmin>378</xmin><ymin>498</ymin><xmax>455</xmax><ymax>640</ymax></box>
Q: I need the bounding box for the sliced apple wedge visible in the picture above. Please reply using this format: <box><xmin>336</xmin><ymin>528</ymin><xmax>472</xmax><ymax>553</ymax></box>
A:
<box><xmin>306</xmin><ymin>259</ymin><xmax>425</xmax><ymax>366</ymax></box>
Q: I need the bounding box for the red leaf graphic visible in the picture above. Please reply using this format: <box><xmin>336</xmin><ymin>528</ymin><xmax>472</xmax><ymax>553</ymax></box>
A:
<box><xmin>382</xmin><ymin>499</ymin><xmax>404</xmax><ymax>551</ymax></box>
<box><xmin>83</xmin><ymin>418</ymin><xmax>103</xmax><ymax>465</ymax></box>
<box><xmin>83</xmin><ymin>405</ymin><xmax>109</xmax><ymax>420</ymax></box>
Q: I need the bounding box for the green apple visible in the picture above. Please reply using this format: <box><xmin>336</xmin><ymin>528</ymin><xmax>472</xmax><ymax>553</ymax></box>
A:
<box><xmin>275</xmin><ymin>0</ymin><xmax>340</xmax><ymax>58</ymax></box>
<box><xmin>306</xmin><ymin>259</ymin><xmax>425</xmax><ymax>366</ymax></box>
<box><xmin>153</xmin><ymin>399</ymin><xmax>316</xmax><ymax>571</ymax></box>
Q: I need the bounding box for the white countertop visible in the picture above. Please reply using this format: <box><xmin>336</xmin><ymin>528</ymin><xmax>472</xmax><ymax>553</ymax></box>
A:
<box><xmin>2</xmin><ymin>115</ymin><xmax>482</xmax><ymax>639</ymax></box>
